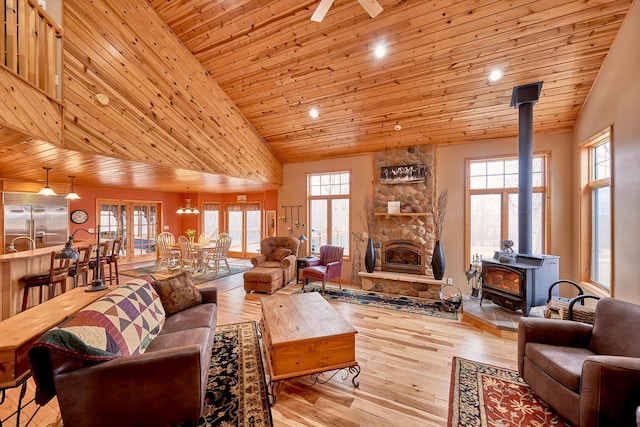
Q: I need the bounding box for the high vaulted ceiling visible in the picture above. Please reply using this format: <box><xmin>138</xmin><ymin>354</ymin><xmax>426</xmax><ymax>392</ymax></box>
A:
<box><xmin>151</xmin><ymin>0</ymin><xmax>633</xmax><ymax>164</ymax></box>
<box><xmin>0</xmin><ymin>0</ymin><xmax>634</xmax><ymax>194</ymax></box>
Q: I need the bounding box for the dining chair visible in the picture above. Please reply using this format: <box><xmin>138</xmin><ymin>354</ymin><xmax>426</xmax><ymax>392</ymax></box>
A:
<box><xmin>178</xmin><ymin>235</ymin><xmax>200</xmax><ymax>273</ymax></box>
<box><xmin>197</xmin><ymin>231</ymin><xmax>211</xmax><ymax>245</ymax></box>
<box><xmin>104</xmin><ymin>237</ymin><xmax>123</xmax><ymax>285</ymax></box>
<box><xmin>155</xmin><ymin>234</ymin><xmax>181</xmax><ymax>272</ymax></box>
<box><xmin>203</xmin><ymin>233</ymin><xmax>232</xmax><ymax>275</ymax></box>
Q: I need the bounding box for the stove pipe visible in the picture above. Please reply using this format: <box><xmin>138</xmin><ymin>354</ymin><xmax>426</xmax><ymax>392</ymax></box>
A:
<box><xmin>510</xmin><ymin>82</ymin><xmax>543</xmax><ymax>255</ymax></box>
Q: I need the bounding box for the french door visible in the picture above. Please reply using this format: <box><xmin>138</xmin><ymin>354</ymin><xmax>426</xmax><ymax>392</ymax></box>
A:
<box><xmin>98</xmin><ymin>200</ymin><xmax>161</xmax><ymax>263</ymax></box>
<box><xmin>226</xmin><ymin>202</ymin><xmax>261</xmax><ymax>258</ymax></box>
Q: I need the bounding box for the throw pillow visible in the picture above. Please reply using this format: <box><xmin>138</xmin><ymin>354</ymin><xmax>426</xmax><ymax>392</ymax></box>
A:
<box><xmin>271</xmin><ymin>247</ymin><xmax>292</xmax><ymax>262</ymax></box>
<box><xmin>153</xmin><ymin>271</ymin><xmax>202</xmax><ymax>316</ymax></box>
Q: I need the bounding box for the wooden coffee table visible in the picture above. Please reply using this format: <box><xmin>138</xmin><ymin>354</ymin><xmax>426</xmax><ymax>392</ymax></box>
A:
<box><xmin>259</xmin><ymin>292</ymin><xmax>360</xmax><ymax>403</ymax></box>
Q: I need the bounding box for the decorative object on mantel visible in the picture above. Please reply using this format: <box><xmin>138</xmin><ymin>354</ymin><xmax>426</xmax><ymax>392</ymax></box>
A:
<box><xmin>380</xmin><ymin>164</ymin><xmax>426</xmax><ymax>184</ymax></box>
<box><xmin>431</xmin><ymin>189</ymin><xmax>448</xmax><ymax>280</ymax></box>
<box><xmin>387</xmin><ymin>201</ymin><xmax>400</xmax><ymax>214</ymax></box>
<box><xmin>363</xmin><ymin>195</ymin><xmax>376</xmax><ymax>273</ymax></box>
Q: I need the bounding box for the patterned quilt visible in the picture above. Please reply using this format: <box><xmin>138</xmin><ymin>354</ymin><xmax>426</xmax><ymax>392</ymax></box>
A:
<box><xmin>35</xmin><ymin>278</ymin><xmax>166</xmax><ymax>361</ymax></box>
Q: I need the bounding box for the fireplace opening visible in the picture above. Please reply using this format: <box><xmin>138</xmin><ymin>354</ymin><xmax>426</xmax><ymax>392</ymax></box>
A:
<box><xmin>382</xmin><ymin>240</ymin><xmax>425</xmax><ymax>275</ymax></box>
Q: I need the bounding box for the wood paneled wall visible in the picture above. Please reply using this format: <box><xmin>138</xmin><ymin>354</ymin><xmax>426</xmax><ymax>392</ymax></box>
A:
<box><xmin>61</xmin><ymin>0</ymin><xmax>282</xmax><ymax>185</ymax></box>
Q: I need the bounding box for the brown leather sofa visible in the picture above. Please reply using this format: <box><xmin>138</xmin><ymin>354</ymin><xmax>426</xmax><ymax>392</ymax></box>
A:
<box><xmin>250</xmin><ymin>236</ymin><xmax>300</xmax><ymax>286</ymax></box>
<box><xmin>29</xmin><ymin>274</ymin><xmax>217</xmax><ymax>427</ymax></box>
<box><xmin>518</xmin><ymin>297</ymin><xmax>640</xmax><ymax>426</ymax></box>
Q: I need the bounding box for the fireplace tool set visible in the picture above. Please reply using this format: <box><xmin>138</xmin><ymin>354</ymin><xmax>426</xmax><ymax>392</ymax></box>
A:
<box><xmin>465</xmin><ymin>254</ymin><xmax>483</xmax><ymax>298</ymax></box>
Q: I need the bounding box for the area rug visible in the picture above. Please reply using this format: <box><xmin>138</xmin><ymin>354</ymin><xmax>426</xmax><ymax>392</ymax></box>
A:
<box><xmin>295</xmin><ymin>284</ymin><xmax>458</xmax><ymax>319</ymax></box>
<box><xmin>448</xmin><ymin>356</ymin><xmax>570</xmax><ymax>427</ymax></box>
<box><xmin>183</xmin><ymin>321</ymin><xmax>273</xmax><ymax>427</ymax></box>
<box><xmin>121</xmin><ymin>260</ymin><xmax>251</xmax><ymax>284</ymax></box>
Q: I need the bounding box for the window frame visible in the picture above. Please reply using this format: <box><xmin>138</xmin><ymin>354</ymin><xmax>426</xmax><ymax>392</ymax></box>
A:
<box><xmin>580</xmin><ymin>127</ymin><xmax>613</xmax><ymax>292</ymax></box>
<box><xmin>464</xmin><ymin>152</ymin><xmax>550</xmax><ymax>268</ymax></box>
<box><xmin>307</xmin><ymin>171</ymin><xmax>351</xmax><ymax>258</ymax></box>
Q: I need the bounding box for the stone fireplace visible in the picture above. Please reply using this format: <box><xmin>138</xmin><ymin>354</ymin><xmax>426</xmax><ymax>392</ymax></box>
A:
<box><xmin>359</xmin><ymin>144</ymin><xmax>441</xmax><ymax>298</ymax></box>
<box><xmin>381</xmin><ymin>240</ymin><xmax>425</xmax><ymax>275</ymax></box>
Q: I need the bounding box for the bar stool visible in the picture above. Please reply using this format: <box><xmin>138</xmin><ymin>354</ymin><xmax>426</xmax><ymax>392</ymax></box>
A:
<box><xmin>67</xmin><ymin>244</ymin><xmax>95</xmax><ymax>289</ymax></box>
<box><xmin>88</xmin><ymin>241</ymin><xmax>110</xmax><ymax>284</ymax></box>
<box><xmin>104</xmin><ymin>237</ymin><xmax>123</xmax><ymax>285</ymax></box>
<box><xmin>20</xmin><ymin>251</ymin><xmax>71</xmax><ymax>312</ymax></box>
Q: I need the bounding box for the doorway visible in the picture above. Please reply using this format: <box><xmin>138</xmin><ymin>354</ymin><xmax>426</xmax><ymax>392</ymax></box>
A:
<box><xmin>98</xmin><ymin>200</ymin><xmax>160</xmax><ymax>263</ymax></box>
<box><xmin>226</xmin><ymin>202</ymin><xmax>261</xmax><ymax>258</ymax></box>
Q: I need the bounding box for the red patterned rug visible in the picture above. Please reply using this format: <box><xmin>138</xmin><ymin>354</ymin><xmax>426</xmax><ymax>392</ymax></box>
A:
<box><xmin>448</xmin><ymin>357</ymin><xmax>571</xmax><ymax>427</ymax></box>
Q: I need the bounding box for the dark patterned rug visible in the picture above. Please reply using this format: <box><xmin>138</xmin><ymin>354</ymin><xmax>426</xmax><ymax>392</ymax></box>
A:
<box><xmin>179</xmin><ymin>321</ymin><xmax>273</xmax><ymax>427</ymax></box>
<box><xmin>295</xmin><ymin>284</ymin><xmax>458</xmax><ymax>319</ymax></box>
<box><xmin>448</xmin><ymin>357</ymin><xmax>569</xmax><ymax>427</ymax></box>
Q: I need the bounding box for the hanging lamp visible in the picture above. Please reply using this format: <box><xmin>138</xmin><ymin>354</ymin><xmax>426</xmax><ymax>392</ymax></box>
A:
<box><xmin>65</xmin><ymin>175</ymin><xmax>81</xmax><ymax>200</ymax></box>
<box><xmin>176</xmin><ymin>187</ymin><xmax>200</xmax><ymax>214</ymax></box>
<box><xmin>38</xmin><ymin>167</ymin><xmax>57</xmax><ymax>196</ymax></box>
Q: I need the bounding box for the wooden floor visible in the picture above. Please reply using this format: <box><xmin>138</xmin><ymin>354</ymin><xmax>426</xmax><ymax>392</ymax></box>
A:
<box><xmin>1</xmin><ymin>261</ymin><xmax>518</xmax><ymax>427</ymax></box>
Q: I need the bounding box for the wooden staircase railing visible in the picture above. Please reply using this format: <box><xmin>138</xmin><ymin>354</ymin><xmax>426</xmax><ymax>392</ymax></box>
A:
<box><xmin>2</xmin><ymin>0</ymin><xmax>62</xmax><ymax>99</ymax></box>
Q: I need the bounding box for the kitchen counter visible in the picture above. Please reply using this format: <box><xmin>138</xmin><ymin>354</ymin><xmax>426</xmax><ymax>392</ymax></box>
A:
<box><xmin>0</xmin><ymin>245</ymin><xmax>66</xmax><ymax>320</ymax></box>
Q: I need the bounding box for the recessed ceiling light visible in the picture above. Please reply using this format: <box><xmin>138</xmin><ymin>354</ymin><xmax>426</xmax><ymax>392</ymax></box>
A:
<box><xmin>488</xmin><ymin>69</ymin><xmax>504</xmax><ymax>82</ymax></box>
<box><xmin>374</xmin><ymin>43</ymin><xmax>387</xmax><ymax>59</ymax></box>
<box><xmin>309</xmin><ymin>108</ymin><xmax>319</xmax><ymax>118</ymax></box>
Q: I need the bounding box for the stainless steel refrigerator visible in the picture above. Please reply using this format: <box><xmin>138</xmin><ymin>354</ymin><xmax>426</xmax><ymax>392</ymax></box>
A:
<box><xmin>3</xmin><ymin>192</ymin><xmax>69</xmax><ymax>253</ymax></box>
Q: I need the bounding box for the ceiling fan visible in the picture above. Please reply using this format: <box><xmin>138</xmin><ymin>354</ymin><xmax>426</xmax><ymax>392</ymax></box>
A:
<box><xmin>311</xmin><ymin>0</ymin><xmax>383</xmax><ymax>22</ymax></box>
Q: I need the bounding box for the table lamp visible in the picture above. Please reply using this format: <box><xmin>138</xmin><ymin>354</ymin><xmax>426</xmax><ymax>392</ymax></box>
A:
<box><xmin>56</xmin><ymin>225</ymin><xmax>108</xmax><ymax>292</ymax></box>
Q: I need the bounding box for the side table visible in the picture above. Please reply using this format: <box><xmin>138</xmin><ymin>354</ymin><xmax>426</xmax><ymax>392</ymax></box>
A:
<box><xmin>296</xmin><ymin>256</ymin><xmax>319</xmax><ymax>284</ymax></box>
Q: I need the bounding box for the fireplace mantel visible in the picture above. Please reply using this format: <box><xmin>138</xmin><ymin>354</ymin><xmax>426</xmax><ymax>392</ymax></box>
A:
<box><xmin>374</xmin><ymin>213</ymin><xmax>428</xmax><ymax>218</ymax></box>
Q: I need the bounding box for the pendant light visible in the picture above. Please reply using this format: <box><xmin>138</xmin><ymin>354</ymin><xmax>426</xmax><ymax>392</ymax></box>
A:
<box><xmin>38</xmin><ymin>167</ymin><xmax>57</xmax><ymax>196</ymax></box>
<box><xmin>176</xmin><ymin>187</ymin><xmax>200</xmax><ymax>214</ymax></box>
<box><xmin>65</xmin><ymin>175</ymin><xmax>81</xmax><ymax>200</ymax></box>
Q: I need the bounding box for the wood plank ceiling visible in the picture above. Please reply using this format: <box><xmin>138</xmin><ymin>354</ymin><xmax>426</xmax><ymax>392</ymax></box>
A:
<box><xmin>0</xmin><ymin>0</ymin><xmax>633</xmax><ymax>193</ymax></box>
<box><xmin>151</xmin><ymin>0</ymin><xmax>632</xmax><ymax>164</ymax></box>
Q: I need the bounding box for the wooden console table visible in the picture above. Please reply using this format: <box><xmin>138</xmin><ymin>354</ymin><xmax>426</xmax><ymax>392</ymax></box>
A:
<box><xmin>0</xmin><ymin>285</ymin><xmax>112</xmax><ymax>426</ymax></box>
<box><xmin>259</xmin><ymin>292</ymin><xmax>359</xmax><ymax>404</ymax></box>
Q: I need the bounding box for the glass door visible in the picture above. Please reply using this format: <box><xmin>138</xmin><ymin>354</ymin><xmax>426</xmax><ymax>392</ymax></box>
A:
<box><xmin>226</xmin><ymin>202</ymin><xmax>261</xmax><ymax>258</ymax></box>
<box><xmin>98</xmin><ymin>200</ymin><xmax>160</xmax><ymax>263</ymax></box>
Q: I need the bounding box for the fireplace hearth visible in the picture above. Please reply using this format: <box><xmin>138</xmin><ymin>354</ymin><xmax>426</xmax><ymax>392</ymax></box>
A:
<box><xmin>381</xmin><ymin>240</ymin><xmax>425</xmax><ymax>275</ymax></box>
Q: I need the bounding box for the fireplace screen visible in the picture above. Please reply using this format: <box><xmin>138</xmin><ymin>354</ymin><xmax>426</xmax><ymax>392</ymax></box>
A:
<box><xmin>382</xmin><ymin>240</ymin><xmax>425</xmax><ymax>275</ymax></box>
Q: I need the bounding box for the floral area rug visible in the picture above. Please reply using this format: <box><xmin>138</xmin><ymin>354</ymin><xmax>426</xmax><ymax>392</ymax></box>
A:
<box><xmin>121</xmin><ymin>259</ymin><xmax>251</xmax><ymax>284</ymax></box>
<box><xmin>295</xmin><ymin>284</ymin><xmax>458</xmax><ymax>319</ymax></box>
<box><xmin>177</xmin><ymin>321</ymin><xmax>273</xmax><ymax>427</ymax></box>
<box><xmin>448</xmin><ymin>357</ymin><xmax>570</xmax><ymax>427</ymax></box>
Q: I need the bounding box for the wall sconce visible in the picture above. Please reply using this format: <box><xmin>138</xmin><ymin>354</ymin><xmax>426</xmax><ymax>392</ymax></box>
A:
<box><xmin>65</xmin><ymin>175</ymin><xmax>81</xmax><ymax>200</ymax></box>
<box><xmin>37</xmin><ymin>167</ymin><xmax>57</xmax><ymax>196</ymax></box>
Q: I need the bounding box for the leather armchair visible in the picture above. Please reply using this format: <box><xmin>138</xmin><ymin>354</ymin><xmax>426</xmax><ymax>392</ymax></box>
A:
<box><xmin>518</xmin><ymin>297</ymin><xmax>640</xmax><ymax>426</ymax></box>
<box><xmin>302</xmin><ymin>245</ymin><xmax>344</xmax><ymax>293</ymax></box>
<box><xmin>250</xmin><ymin>237</ymin><xmax>300</xmax><ymax>285</ymax></box>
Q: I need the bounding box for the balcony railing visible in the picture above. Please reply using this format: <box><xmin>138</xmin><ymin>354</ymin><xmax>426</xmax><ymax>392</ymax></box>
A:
<box><xmin>2</xmin><ymin>0</ymin><xmax>62</xmax><ymax>99</ymax></box>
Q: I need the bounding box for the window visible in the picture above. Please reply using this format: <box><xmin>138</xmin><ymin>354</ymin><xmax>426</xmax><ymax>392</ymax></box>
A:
<box><xmin>466</xmin><ymin>154</ymin><xmax>549</xmax><ymax>264</ymax></box>
<box><xmin>202</xmin><ymin>203</ymin><xmax>219</xmax><ymax>239</ymax></box>
<box><xmin>308</xmin><ymin>172</ymin><xmax>350</xmax><ymax>256</ymax></box>
<box><xmin>226</xmin><ymin>202</ymin><xmax>261</xmax><ymax>256</ymax></box>
<box><xmin>581</xmin><ymin>128</ymin><xmax>612</xmax><ymax>290</ymax></box>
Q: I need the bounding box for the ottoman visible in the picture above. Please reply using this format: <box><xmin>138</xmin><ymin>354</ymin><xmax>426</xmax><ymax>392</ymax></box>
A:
<box><xmin>244</xmin><ymin>267</ymin><xmax>284</xmax><ymax>294</ymax></box>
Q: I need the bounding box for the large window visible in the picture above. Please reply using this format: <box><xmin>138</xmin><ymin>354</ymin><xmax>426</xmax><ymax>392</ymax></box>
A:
<box><xmin>202</xmin><ymin>202</ymin><xmax>220</xmax><ymax>239</ymax></box>
<box><xmin>466</xmin><ymin>154</ymin><xmax>548</xmax><ymax>264</ymax></box>
<box><xmin>581</xmin><ymin>128</ymin><xmax>612</xmax><ymax>290</ymax></box>
<box><xmin>308</xmin><ymin>172</ymin><xmax>350</xmax><ymax>256</ymax></box>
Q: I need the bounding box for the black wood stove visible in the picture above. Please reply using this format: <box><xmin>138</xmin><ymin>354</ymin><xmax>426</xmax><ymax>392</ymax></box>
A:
<box><xmin>481</xmin><ymin>254</ymin><xmax>559</xmax><ymax>316</ymax></box>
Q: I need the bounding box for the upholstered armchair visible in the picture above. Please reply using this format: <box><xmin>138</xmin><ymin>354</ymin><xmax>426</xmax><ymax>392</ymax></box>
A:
<box><xmin>518</xmin><ymin>297</ymin><xmax>640</xmax><ymax>426</ymax></box>
<box><xmin>302</xmin><ymin>245</ymin><xmax>344</xmax><ymax>293</ymax></box>
<box><xmin>250</xmin><ymin>237</ymin><xmax>300</xmax><ymax>285</ymax></box>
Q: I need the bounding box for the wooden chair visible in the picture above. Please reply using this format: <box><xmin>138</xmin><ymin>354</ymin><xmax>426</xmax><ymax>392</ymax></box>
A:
<box><xmin>178</xmin><ymin>235</ymin><xmax>200</xmax><ymax>272</ymax></box>
<box><xmin>203</xmin><ymin>233</ymin><xmax>232</xmax><ymax>275</ymax></box>
<box><xmin>88</xmin><ymin>241</ymin><xmax>110</xmax><ymax>285</ymax></box>
<box><xmin>104</xmin><ymin>237</ymin><xmax>123</xmax><ymax>285</ymax></box>
<box><xmin>155</xmin><ymin>234</ymin><xmax>181</xmax><ymax>272</ymax></box>
<box><xmin>197</xmin><ymin>231</ymin><xmax>211</xmax><ymax>245</ymax></box>
<box><xmin>21</xmin><ymin>251</ymin><xmax>71</xmax><ymax>312</ymax></box>
<box><xmin>302</xmin><ymin>245</ymin><xmax>344</xmax><ymax>293</ymax></box>
<box><xmin>67</xmin><ymin>244</ymin><xmax>95</xmax><ymax>289</ymax></box>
